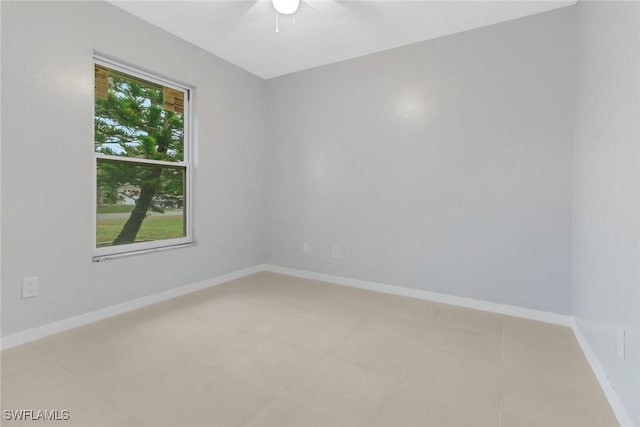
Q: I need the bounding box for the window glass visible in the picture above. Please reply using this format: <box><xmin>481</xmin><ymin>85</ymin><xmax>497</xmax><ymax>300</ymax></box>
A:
<box><xmin>94</xmin><ymin>61</ymin><xmax>191</xmax><ymax>255</ymax></box>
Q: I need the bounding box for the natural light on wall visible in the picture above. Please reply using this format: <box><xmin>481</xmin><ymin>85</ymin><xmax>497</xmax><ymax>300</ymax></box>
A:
<box><xmin>395</xmin><ymin>92</ymin><xmax>427</xmax><ymax>121</ymax></box>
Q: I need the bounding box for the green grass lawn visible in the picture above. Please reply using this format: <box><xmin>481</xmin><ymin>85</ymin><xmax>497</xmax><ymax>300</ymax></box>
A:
<box><xmin>97</xmin><ymin>215</ymin><xmax>184</xmax><ymax>247</ymax></box>
<box><xmin>97</xmin><ymin>205</ymin><xmax>135</xmax><ymax>214</ymax></box>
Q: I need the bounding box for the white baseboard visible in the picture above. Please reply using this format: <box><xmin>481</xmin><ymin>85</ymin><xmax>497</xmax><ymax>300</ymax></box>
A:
<box><xmin>264</xmin><ymin>264</ymin><xmax>572</xmax><ymax>326</ymax></box>
<box><xmin>0</xmin><ymin>264</ymin><xmax>266</xmax><ymax>350</ymax></box>
<box><xmin>571</xmin><ymin>319</ymin><xmax>636</xmax><ymax>427</ymax></box>
<box><xmin>265</xmin><ymin>265</ymin><xmax>637</xmax><ymax>426</ymax></box>
<box><xmin>0</xmin><ymin>263</ymin><xmax>571</xmax><ymax>350</ymax></box>
<box><xmin>2</xmin><ymin>263</ymin><xmax>633</xmax><ymax>427</ymax></box>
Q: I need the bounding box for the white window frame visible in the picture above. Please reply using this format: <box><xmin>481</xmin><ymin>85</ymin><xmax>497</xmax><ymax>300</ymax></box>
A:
<box><xmin>93</xmin><ymin>55</ymin><xmax>194</xmax><ymax>261</ymax></box>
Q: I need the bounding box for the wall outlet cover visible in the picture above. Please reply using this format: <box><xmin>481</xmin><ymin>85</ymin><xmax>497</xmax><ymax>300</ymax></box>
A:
<box><xmin>22</xmin><ymin>277</ymin><xmax>39</xmax><ymax>298</ymax></box>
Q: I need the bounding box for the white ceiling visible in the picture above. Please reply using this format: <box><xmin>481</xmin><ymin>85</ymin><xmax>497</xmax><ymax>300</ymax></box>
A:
<box><xmin>109</xmin><ymin>0</ymin><xmax>576</xmax><ymax>79</ymax></box>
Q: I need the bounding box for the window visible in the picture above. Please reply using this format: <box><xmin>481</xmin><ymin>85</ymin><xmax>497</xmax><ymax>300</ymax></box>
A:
<box><xmin>94</xmin><ymin>57</ymin><xmax>192</xmax><ymax>259</ymax></box>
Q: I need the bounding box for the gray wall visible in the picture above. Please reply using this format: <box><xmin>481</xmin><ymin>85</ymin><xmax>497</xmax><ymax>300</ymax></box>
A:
<box><xmin>572</xmin><ymin>1</ymin><xmax>640</xmax><ymax>424</ymax></box>
<box><xmin>265</xmin><ymin>7</ymin><xmax>575</xmax><ymax>314</ymax></box>
<box><xmin>4</xmin><ymin>7</ymin><xmax>639</xmax><ymax>424</ymax></box>
<box><xmin>1</xmin><ymin>1</ymin><xmax>267</xmax><ymax>336</ymax></box>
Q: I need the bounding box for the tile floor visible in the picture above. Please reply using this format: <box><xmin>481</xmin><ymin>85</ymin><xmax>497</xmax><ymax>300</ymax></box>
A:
<box><xmin>1</xmin><ymin>272</ymin><xmax>618</xmax><ymax>427</ymax></box>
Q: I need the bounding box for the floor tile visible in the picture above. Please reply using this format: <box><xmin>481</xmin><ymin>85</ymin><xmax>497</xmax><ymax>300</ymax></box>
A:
<box><xmin>400</xmin><ymin>347</ymin><xmax>500</xmax><ymax>410</ymax></box>
<box><xmin>283</xmin><ymin>292</ymin><xmax>376</xmax><ymax>328</ymax></box>
<box><xmin>356</xmin><ymin>309</ymin><xmax>432</xmax><ymax>344</ymax></box>
<box><xmin>0</xmin><ymin>273</ymin><xmax>618</xmax><ymax>427</ymax></box>
<box><xmin>128</xmin><ymin>366</ymin><xmax>276</xmax><ymax>427</ymax></box>
<box><xmin>1</xmin><ymin>360</ymin><xmax>80</xmax><ymax>409</ymax></box>
<box><xmin>502</xmin><ymin>316</ymin><xmax>594</xmax><ymax>387</ymax></box>
<box><xmin>244</xmin><ymin>396</ymin><xmax>342</xmax><ymax>427</ymax></box>
<box><xmin>360</xmin><ymin>292</ymin><xmax>442</xmax><ymax>321</ymax></box>
<box><xmin>436</xmin><ymin>304</ymin><xmax>503</xmax><ymax>336</ymax></box>
<box><xmin>32</xmin><ymin>325</ymin><xmax>167</xmax><ymax>382</ymax></box>
<box><xmin>331</xmin><ymin>327</ymin><xmax>420</xmax><ymax>377</ymax></box>
<box><xmin>500</xmin><ymin>367</ymin><xmax>618</xmax><ymax>427</ymax></box>
<box><xmin>217</xmin><ymin>338</ymin><xmax>321</xmax><ymax>394</ymax></box>
<box><xmin>270</xmin><ymin>316</ymin><xmax>354</xmax><ymax>354</ymax></box>
<box><xmin>89</xmin><ymin>357</ymin><xmax>201</xmax><ymax>415</ymax></box>
<box><xmin>0</xmin><ymin>344</ymin><xmax>47</xmax><ymax>376</ymax></box>
<box><xmin>423</xmin><ymin>322</ymin><xmax>501</xmax><ymax>363</ymax></box>
<box><xmin>283</xmin><ymin>356</ymin><xmax>397</xmax><ymax>425</ymax></box>
<box><xmin>7</xmin><ymin>385</ymin><xmax>132</xmax><ymax>427</ymax></box>
<box><xmin>374</xmin><ymin>392</ymin><xmax>499</xmax><ymax>427</ymax></box>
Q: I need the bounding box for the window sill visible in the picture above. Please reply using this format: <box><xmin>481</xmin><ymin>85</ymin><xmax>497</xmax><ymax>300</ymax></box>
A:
<box><xmin>92</xmin><ymin>242</ymin><xmax>196</xmax><ymax>262</ymax></box>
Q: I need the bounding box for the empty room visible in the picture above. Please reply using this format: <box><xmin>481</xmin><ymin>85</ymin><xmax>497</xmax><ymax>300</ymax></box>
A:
<box><xmin>1</xmin><ymin>0</ymin><xmax>638</xmax><ymax>426</ymax></box>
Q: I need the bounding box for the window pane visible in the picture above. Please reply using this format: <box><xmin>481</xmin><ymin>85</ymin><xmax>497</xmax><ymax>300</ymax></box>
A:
<box><xmin>96</xmin><ymin>159</ymin><xmax>186</xmax><ymax>248</ymax></box>
<box><xmin>94</xmin><ymin>65</ymin><xmax>185</xmax><ymax>163</ymax></box>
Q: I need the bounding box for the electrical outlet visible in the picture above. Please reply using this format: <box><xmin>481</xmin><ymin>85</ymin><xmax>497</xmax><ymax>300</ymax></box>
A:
<box><xmin>617</xmin><ymin>326</ymin><xmax>626</xmax><ymax>360</ymax></box>
<box><xmin>331</xmin><ymin>245</ymin><xmax>340</xmax><ymax>258</ymax></box>
<box><xmin>302</xmin><ymin>242</ymin><xmax>310</xmax><ymax>254</ymax></box>
<box><xmin>22</xmin><ymin>277</ymin><xmax>39</xmax><ymax>298</ymax></box>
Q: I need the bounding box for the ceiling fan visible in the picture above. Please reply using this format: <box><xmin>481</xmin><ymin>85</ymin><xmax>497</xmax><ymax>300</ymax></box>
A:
<box><xmin>272</xmin><ymin>0</ymin><xmax>299</xmax><ymax>32</ymax></box>
<box><xmin>243</xmin><ymin>0</ymin><xmax>346</xmax><ymax>33</ymax></box>
<box><xmin>272</xmin><ymin>0</ymin><xmax>300</xmax><ymax>15</ymax></box>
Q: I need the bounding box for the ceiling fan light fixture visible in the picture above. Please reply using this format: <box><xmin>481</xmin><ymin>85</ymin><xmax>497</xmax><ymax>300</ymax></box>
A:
<box><xmin>272</xmin><ymin>0</ymin><xmax>300</xmax><ymax>15</ymax></box>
